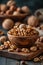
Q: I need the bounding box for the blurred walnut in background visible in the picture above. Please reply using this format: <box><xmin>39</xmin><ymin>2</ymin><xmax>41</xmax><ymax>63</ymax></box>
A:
<box><xmin>27</xmin><ymin>15</ymin><xmax>39</xmax><ymax>27</ymax></box>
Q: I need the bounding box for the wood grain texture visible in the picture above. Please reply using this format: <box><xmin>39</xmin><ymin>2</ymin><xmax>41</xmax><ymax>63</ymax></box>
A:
<box><xmin>33</xmin><ymin>62</ymin><xmax>41</xmax><ymax>65</ymax></box>
<box><xmin>6</xmin><ymin>59</ymin><xmax>20</xmax><ymax>65</ymax></box>
<box><xmin>0</xmin><ymin>57</ymin><xmax>6</xmax><ymax>65</ymax></box>
<box><xmin>0</xmin><ymin>49</ymin><xmax>43</xmax><ymax>61</ymax></box>
<box><xmin>20</xmin><ymin>61</ymin><xmax>41</xmax><ymax>65</ymax></box>
<box><xmin>41</xmin><ymin>61</ymin><xmax>43</xmax><ymax>65</ymax></box>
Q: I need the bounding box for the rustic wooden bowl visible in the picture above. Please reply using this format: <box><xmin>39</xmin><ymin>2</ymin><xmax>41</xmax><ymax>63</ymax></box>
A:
<box><xmin>7</xmin><ymin>33</ymin><xmax>39</xmax><ymax>47</ymax></box>
<box><xmin>0</xmin><ymin>13</ymin><xmax>28</xmax><ymax>20</ymax></box>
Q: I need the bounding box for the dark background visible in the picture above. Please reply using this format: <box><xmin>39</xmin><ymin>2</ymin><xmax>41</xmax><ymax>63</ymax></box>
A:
<box><xmin>0</xmin><ymin>0</ymin><xmax>43</xmax><ymax>12</ymax></box>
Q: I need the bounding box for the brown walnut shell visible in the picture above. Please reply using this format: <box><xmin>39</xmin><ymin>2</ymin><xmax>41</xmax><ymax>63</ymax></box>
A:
<box><xmin>2</xmin><ymin>19</ymin><xmax>14</xmax><ymax>30</ymax></box>
<box><xmin>34</xmin><ymin>9</ymin><xmax>43</xmax><ymax>21</ymax></box>
<box><xmin>27</xmin><ymin>15</ymin><xmax>39</xmax><ymax>27</ymax></box>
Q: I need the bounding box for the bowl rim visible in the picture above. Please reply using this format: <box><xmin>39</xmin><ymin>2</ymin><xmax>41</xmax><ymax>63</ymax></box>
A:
<box><xmin>7</xmin><ymin>32</ymin><xmax>38</xmax><ymax>38</ymax></box>
<box><xmin>0</xmin><ymin>13</ymin><xmax>28</xmax><ymax>17</ymax></box>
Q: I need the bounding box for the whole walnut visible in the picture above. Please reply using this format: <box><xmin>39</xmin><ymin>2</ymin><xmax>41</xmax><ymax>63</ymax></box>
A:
<box><xmin>21</xmin><ymin>6</ymin><xmax>30</xmax><ymax>13</ymax></box>
<box><xmin>2</xmin><ymin>19</ymin><xmax>14</xmax><ymax>30</ymax></box>
<box><xmin>6</xmin><ymin>10</ymin><xmax>13</xmax><ymax>15</ymax></box>
<box><xmin>0</xmin><ymin>36</ymin><xmax>7</xmax><ymax>43</ymax></box>
<box><xmin>7</xmin><ymin>0</ymin><xmax>16</xmax><ymax>7</ymax></box>
<box><xmin>19</xmin><ymin>24</ymin><xmax>26</xmax><ymax>29</ymax></box>
<box><xmin>16</xmin><ymin>7</ymin><xmax>21</xmax><ymax>12</ymax></box>
<box><xmin>35</xmin><ymin>36</ymin><xmax>43</xmax><ymax>49</ymax></box>
<box><xmin>36</xmin><ymin>36</ymin><xmax>43</xmax><ymax>43</ymax></box>
<box><xmin>1</xmin><ymin>4</ymin><xmax>7</xmax><ymax>12</ymax></box>
<box><xmin>15</xmin><ymin>22</ymin><xmax>21</xmax><ymax>27</ymax></box>
<box><xmin>39</xmin><ymin>24</ymin><xmax>43</xmax><ymax>30</ymax></box>
<box><xmin>13</xmin><ymin>11</ymin><xmax>20</xmax><ymax>16</ymax></box>
<box><xmin>0</xmin><ymin>30</ymin><xmax>4</xmax><ymax>35</ymax></box>
<box><xmin>27</xmin><ymin>15</ymin><xmax>39</xmax><ymax>27</ymax></box>
<box><xmin>0</xmin><ymin>12</ymin><xmax>4</xmax><ymax>15</ymax></box>
<box><xmin>10</xmin><ymin>5</ymin><xmax>16</xmax><ymax>12</ymax></box>
<box><xmin>34</xmin><ymin>57</ymin><xmax>40</xmax><ymax>62</ymax></box>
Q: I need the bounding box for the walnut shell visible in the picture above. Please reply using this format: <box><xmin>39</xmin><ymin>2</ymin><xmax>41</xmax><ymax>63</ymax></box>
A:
<box><xmin>2</xmin><ymin>19</ymin><xmax>14</xmax><ymax>30</ymax></box>
<box><xmin>19</xmin><ymin>24</ymin><xmax>26</xmax><ymax>29</ymax></box>
<box><xmin>7</xmin><ymin>0</ymin><xmax>16</xmax><ymax>7</ymax></box>
<box><xmin>1</xmin><ymin>4</ymin><xmax>7</xmax><ymax>12</ymax></box>
<box><xmin>0</xmin><ymin>11</ymin><xmax>4</xmax><ymax>15</ymax></box>
<box><xmin>15</xmin><ymin>22</ymin><xmax>21</xmax><ymax>27</ymax></box>
<box><xmin>13</xmin><ymin>11</ymin><xmax>20</xmax><ymax>16</ymax></box>
<box><xmin>6</xmin><ymin>10</ymin><xmax>13</xmax><ymax>15</ymax></box>
<box><xmin>21</xmin><ymin>6</ymin><xmax>30</xmax><ymax>13</ymax></box>
<box><xmin>16</xmin><ymin>7</ymin><xmax>21</xmax><ymax>12</ymax></box>
<box><xmin>10</xmin><ymin>5</ymin><xmax>16</xmax><ymax>12</ymax></box>
<box><xmin>0</xmin><ymin>36</ymin><xmax>7</xmax><ymax>43</ymax></box>
<box><xmin>39</xmin><ymin>24</ymin><xmax>43</xmax><ymax>30</ymax></box>
<box><xmin>27</xmin><ymin>15</ymin><xmax>39</xmax><ymax>27</ymax></box>
<box><xmin>34</xmin><ymin>9</ymin><xmax>43</xmax><ymax>21</ymax></box>
<box><xmin>0</xmin><ymin>30</ymin><xmax>4</xmax><ymax>35</ymax></box>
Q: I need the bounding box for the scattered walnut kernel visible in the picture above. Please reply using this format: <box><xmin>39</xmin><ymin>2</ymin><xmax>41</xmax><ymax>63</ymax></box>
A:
<box><xmin>0</xmin><ymin>36</ymin><xmax>7</xmax><ymax>43</ymax></box>
<box><xmin>36</xmin><ymin>36</ymin><xmax>43</xmax><ymax>43</ymax></box>
<box><xmin>39</xmin><ymin>24</ymin><xmax>43</xmax><ymax>30</ymax></box>
<box><xmin>20</xmin><ymin>61</ymin><xmax>27</xmax><ymax>65</ymax></box>
<box><xmin>21</xmin><ymin>48</ymin><xmax>30</xmax><ymax>53</ymax></box>
<box><xmin>16</xmin><ymin>48</ymin><xmax>21</xmax><ymax>52</ymax></box>
<box><xmin>8</xmin><ymin>41</ymin><xmax>11</xmax><ymax>43</ymax></box>
<box><xmin>10</xmin><ymin>44</ymin><xmax>17</xmax><ymax>50</ymax></box>
<box><xmin>40</xmin><ymin>36</ymin><xmax>43</xmax><ymax>42</ymax></box>
<box><xmin>0</xmin><ymin>45</ymin><xmax>4</xmax><ymax>50</ymax></box>
<box><xmin>35</xmin><ymin>36</ymin><xmax>43</xmax><ymax>49</ymax></box>
<box><xmin>30</xmin><ymin>46</ymin><xmax>37</xmax><ymax>52</ymax></box>
<box><xmin>4</xmin><ymin>41</ymin><xmax>10</xmax><ymax>49</ymax></box>
<box><xmin>33</xmin><ymin>57</ymin><xmax>40</xmax><ymax>62</ymax></box>
<box><xmin>8</xmin><ymin>49</ymin><xmax>14</xmax><ymax>52</ymax></box>
<box><xmin>39</xmin><ymin>56</ymin><xmax>43</xmax><ymax>60</ymax></box>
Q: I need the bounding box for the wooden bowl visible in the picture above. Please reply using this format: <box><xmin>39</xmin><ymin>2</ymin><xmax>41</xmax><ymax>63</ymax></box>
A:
<box><xmin>0</xmin><ymin>13</ymin><xmax>28</xmax><ymax>20</ymax></box>
<box><xmin>7</xmin><ymin>33</ymin><xmax>39</xmax><ymax>47</ymax></box>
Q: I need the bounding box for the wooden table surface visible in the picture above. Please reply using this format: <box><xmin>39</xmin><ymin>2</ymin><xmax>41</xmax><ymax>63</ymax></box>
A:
<box><xmin>0</xmin><ymin>57</ymin><xmax>43</xmax><ymax>65</ymax></box>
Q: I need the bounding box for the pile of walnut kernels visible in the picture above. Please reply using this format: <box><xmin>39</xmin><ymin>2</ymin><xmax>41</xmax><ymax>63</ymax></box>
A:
<box><xmin>8</xmin><ymin>24</ymin><xmax>39</xmax><ymax>36</ymax></box>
